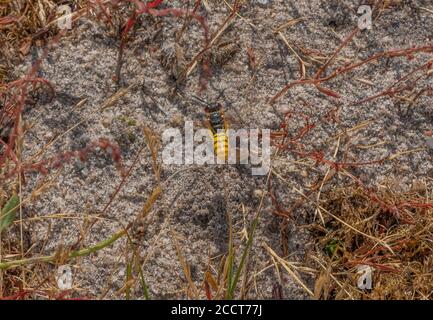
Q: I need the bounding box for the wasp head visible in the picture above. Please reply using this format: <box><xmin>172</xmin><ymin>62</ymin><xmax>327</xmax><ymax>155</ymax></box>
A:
<box><xmin>205</xmin><ymin>103</ymin><xmax>223</xmax><ymax>113</ymax></box>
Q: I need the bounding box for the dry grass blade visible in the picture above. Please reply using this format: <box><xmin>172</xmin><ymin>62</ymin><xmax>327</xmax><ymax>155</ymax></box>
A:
<box><xmin>305</xmin><ymin>183</ymin><xmax>433</xmax><ymax>300</ymax></box>
<box><xmin>100</xmin><ymin>83</ymin><xmax>136</xmax><ymax>111</ymax></box>
<box><xmin>172</xmin><ymin>230</ymin><xmax>199</xmax><ymax>299</ymax></box>
<box><xmin>264</xmin><ymin>243</ymin><xmax>314</xmax><ymax>298</ymax></box>
<box><xmin>272</xmin><ymin>170</ymin><xmax>395</xmax><ymax>254</ymax></box>
<box><xmin>296</xmin><ymin>186</ymin><xmax>394</xmax><ymax>254</ymax></box>
<box><xmin>142</xmin><ymin>125</ymin><xmax>161</xmax><ymax>184</ymax></box>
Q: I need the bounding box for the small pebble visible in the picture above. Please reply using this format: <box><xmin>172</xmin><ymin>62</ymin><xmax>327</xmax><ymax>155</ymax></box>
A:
<box><xmin>254</xmin><ymin>189</ymin><xmax>265</xmax><ymax>198</ymax></box>
<box><xmin>101</xmin><ymin>117</ymin><xmax>112</xmax><ymax>128</ymax></box>
<box><xmin>256</xmin><ymin>0</ymin><xmax>271</xmax><ymax>8</ymax></box>
<box><xmin>45</xmin><ymin>131</ymin><xmax>54</xmax><ymax>142</ymax></box>
<box><xmin>426</xmin><ymin>137</ymin><xmax>433</xmax><ymax>150</ymax></box>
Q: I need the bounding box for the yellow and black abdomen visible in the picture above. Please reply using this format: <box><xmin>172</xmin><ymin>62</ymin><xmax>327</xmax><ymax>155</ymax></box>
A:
<box><xmin>208</xmin><ymin>106</ymin><xmax>229</xmax><ymax>161</ymax></box>
<box><xmin>213</xmin><ymin>131</ymin><xmax>229</xmax><ymax>160</ymax></box>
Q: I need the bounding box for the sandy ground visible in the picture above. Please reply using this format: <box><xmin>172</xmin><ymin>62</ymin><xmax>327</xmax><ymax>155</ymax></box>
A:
<box><xmin>3</xmin><ymin>0</ymin><xmax>433</xmax><ymax>299</ymax></box>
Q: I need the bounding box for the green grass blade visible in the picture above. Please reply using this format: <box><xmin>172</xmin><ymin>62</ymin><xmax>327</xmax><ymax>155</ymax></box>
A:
<box><xmin>226</xmin><ymin>209</ymin><xmax>261</xmax><ymax>299</ymax></box>
<box><xmin>138</xmin><ymin>267</ymin><xmax>150</xmax><ymax>300</ymax></box>
<box><xmin>225</xmin><ymin>212</ymin><xmax>234</xmax><ymax>299</ymax></box>
<box><xmin>0</xmin><ymin>194</ymin><xmax>19</xmax><ymax>232</ymax></box>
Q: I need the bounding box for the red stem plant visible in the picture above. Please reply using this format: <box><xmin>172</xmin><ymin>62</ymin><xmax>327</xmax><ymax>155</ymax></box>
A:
<box><xmin>114</xmin><ymin>0</ymin><xmax>210</xmax><ymax>85</ymax></box>
<box><xmin>1</xmin><ymin>0</ymin><xmax>210</xmax><ymax>181</ymax></box>
<box><xmin>266</xmin><ymin>3</ymin><xmax>433</xmax><ymax>229</ymax></box>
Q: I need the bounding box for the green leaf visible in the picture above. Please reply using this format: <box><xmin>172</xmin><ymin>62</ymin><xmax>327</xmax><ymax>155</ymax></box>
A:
<box><xmin>324</xmin><ymin>238</ymin><xmax>342</xmax><ymax>258</ymax></box>
<box><xmin>0</xmin><ymin>194</ymin><xmax>19</xmax><ymax>232</ymax></box>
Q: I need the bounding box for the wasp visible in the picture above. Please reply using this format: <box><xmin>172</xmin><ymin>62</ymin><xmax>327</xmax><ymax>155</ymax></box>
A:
<box><xmin>189</xmin><ymin>94</ymin><xmax>229</xmax><ymax>161</ymax></box>
<box><xmin>206</xmin><ymin>103</ymin><xmax>229</xmax><ymax>161</ymax></box>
